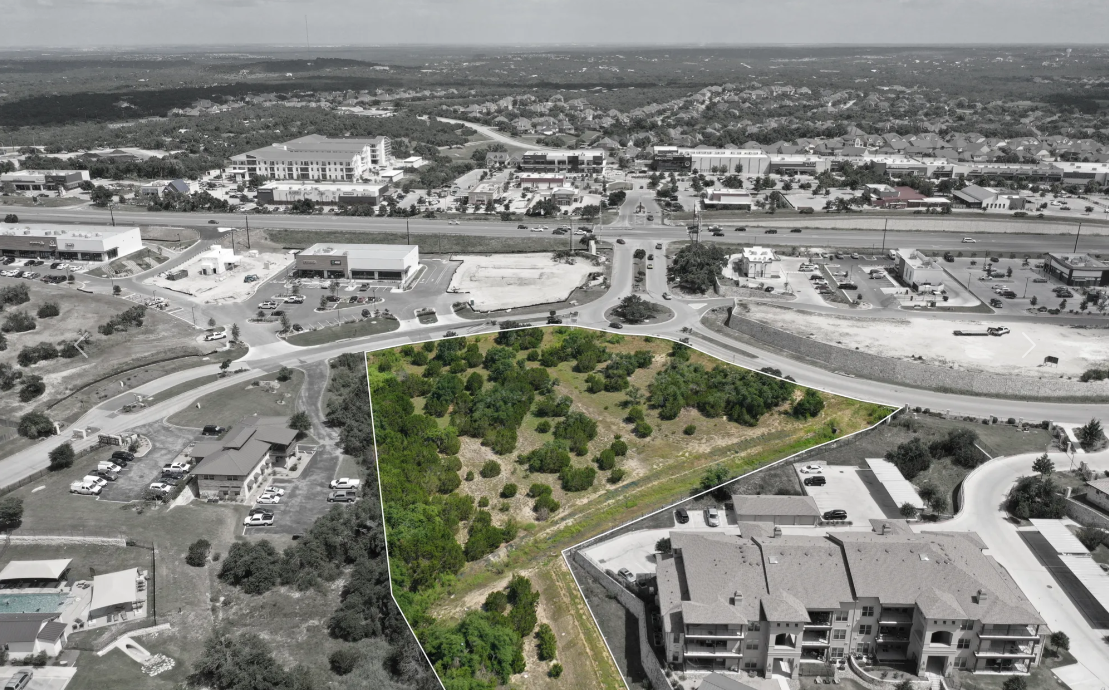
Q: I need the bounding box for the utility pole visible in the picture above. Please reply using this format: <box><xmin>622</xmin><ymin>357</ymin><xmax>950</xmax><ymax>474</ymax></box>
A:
<box><xmin>881</xmin><ymin>218</ymin><xmax>888</xmax><ymax>252</ymax></box>
<box><xmin>244</xmin><ymin>215</ymin><xmax>251</xmax><ymax>250</ymax></box>
<box><xmin>1074</xmin><ymin>222</ymin><xmax>1082</xmax><ymax>253</ymax></box>
<box><xmin>406</xmin><ymin>218</ymin><xmax>411</xmax><ymax>245</ymax></box>
<box><xmin>108</xmin><ymin>204</ymin><xmax>116</xmax><ymax>227</ymax></box>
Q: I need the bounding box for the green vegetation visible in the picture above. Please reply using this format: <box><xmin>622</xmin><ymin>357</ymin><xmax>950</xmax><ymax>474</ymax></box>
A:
<box><xmin>18</xmin><ymin>411</ymin><xmax>53</xmax><ymax>439</ymax></box>
<box><xmin>536</xmin><ymin>623</ymin><xmax>558</xmax><ymax>661</ymax></box>
<box><xmin>667</xmin><ymin>242</ymin><xmax>727</xmax><ymax>294</ymax></box>
<box><xmin>97</xmin><ymin>305</ymin><xmax>146</xmax><ymax>336</ymax></box>
<box><xmin>1076</xmin><ymin>418</ymin><xmax>1105</xmax><ymax>451</ymax></box>
<box><xmin>0</xmin><ymin>496</ymin><xmax>24</xmax><ymax>529</ymax></box>
<box><xmin>2</xmin><ymin>311</ymin><xmax>36</xmax><ymax>333</ymax></box>
<box><xmin>612</xmin><ymin>295</ymin><xmax>661</xmax><ymax>324</ymax></box>
<box><xmin>885</xmin><ymin>437</ymin><xmax>932</xmax><ymax>480</ymax></box>
<box><xmin>185</xmin><ymin>539</ymin><xmax>210</xmax><ymax>567</ymax></box>
<box><xmin>47</xmin><ymin>442</ymin><xmax>74</xmax><ymax>471</ymax></box>
<box><xmin>1007</xmin><ymin>473</ymin><xmax>1067</xmax><ymax>520</ymax></box>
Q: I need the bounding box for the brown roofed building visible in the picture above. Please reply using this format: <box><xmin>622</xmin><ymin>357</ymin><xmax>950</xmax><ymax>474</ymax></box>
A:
<box><xmin>190</xmin><ymin>416</ymin><xmax>299</xmax><ymax>501</ymax></box>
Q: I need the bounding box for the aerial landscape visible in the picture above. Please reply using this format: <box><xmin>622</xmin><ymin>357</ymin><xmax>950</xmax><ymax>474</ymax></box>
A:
<box><xmin>1</xmin><ymin>3</ymin><xmax>1109</xmax><ymax>690</ymax></box>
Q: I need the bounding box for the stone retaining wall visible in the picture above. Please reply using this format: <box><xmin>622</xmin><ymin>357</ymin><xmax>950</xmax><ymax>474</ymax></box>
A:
<box><xmin>1065</xmin><ymin>494</ymin><xmax>1109</xmax><ymax>530</ymax></box>
<box><xmin>570</xmin><ymin>550</ymin><xmax>671</xmax><ymax>690</ymax></box>
<box><xmin>724</xmin><ymin>311</ymin><xmax>1109</xmax><ymax>401</ymax></box>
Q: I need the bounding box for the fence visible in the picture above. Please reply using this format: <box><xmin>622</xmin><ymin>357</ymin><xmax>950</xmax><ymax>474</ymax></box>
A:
<box><xmin>569</xmin><ymin>550</ymin><xmax>672</xmax><ymax>690</ymax></box>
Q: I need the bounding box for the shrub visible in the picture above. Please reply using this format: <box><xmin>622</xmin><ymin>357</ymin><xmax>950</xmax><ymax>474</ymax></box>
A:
<box><xmin>520</xmin><ymin>442</ymin><xmax>572</xmax><ymax>474</ymax></box>
<box><xmin>480</xmin><ymin>460</ymin><xmax>502</xmax><ymax>478</ymax></box>
<box><xmin>683</xmin><ymin>424</ymin><xmax>697</xmax><ymax>436</ymax></box>
<box><xmin>549</xmin><ymin>662</ymin><xmax>563</xmax><ymax>678</ymax></box>
<box><xmin>0</xmin><ymin>496</ymin><xmax>24</xmax><ymax>528</ymax></box>
<box><xmin>478</xmin><ymin>496</ymin><xmax>490</xmax><ymax>508</ymax></box>
<box><xmin>553</xmin><ymin>412</ymin><xmax>597</xmax><ymax>455</ymax></box>
<box><xmin>535</xmin><ymin>420</ymin><xmax>551</xmax><ymax>434</ymax></box>
<box><xmin>929</xmin><ymin>428</ymin><xmax>982</xmax><ymax>468</ymax></box>
<box><xmin>329</xmin><ymin>648</ymin><xmax>360</xmax><ymax>676</ymax></box>
<box><xmin>528</xmin><ymin>483</ymin><xmax>552</xmax><ymax>498</ymax></box>
<box><xmin>465</xmin><ymin>470</ymin><xmax>475</xmax><ymax>481</ymax></box>
<box><xmin>625</xmin><ymin>405</ymin><xmax>645</xmax><ymax>423</ymax></box>
<box><xmin>1003</xmin><ymin>676</ymin><xmax>1027</xmax><ymax>690</ymax></box>
<box><xmin>483</xmin><ymin>590</ymin><xmax>509</xmax><ymax>613</ymax></box>
<box><xmin>410</xmin><ymin>349</ymin><xmax>429</xmax><ymax>366</ymax></box>
<box><xmin>595</xmin><ymin>449</ymin><xmax>616</xmax><ymax>470</ymax></box>
<box><xmin>899</xmin><ymin>502</ymin><xmax>919</xmax><ymax>519</ymax></box>
<box><xmin>633</xmin><ymin>420</ymin><xmax>653</xmax><ymax>438</ymax></box>
<box><xmin>217</xmin><ymin>541</ymin><xmax>282</xmax><ymax>594</ymax></box>
<box><xmin>559</xmin><ymin>465</ymin><xmax>596</xmax><ymax>492</ymax></box>
<box><xmin>186</xmin><ymin>539</ymin><xmax>212</xmax><ymax>567</ymax></box>
<box><xmin>791</xmin><ymin>389</ymin><xmax>825</xmax><ymax>419</ymax></box>
<box><xmin>533</xmin><ymin>493</ymin><xmax>560</xmax><ymax>517</ymax></box>
<box><xmin>500</xmin><ymin>483</ymin><xmax>518</xmax><ymax>499</ymax></box>
<box><xmin>608</xmin><ymin>468</ymin><xmax>626</xmax><ymax>483</ymax></box>
<box><xmin>536</xmin><ymin>623</ymin><xmax>557</xmax><ymax>661</ymax></box>
<box><xmin>1076</xmin><ymin>526</ymin><xmax>1107</xmax><ymax>552</ymax></box>
<box><xmin>36</xmin><ymin>302</ymin><xmax>60</xmax><ymax>319</ymax></box>
<box><xmin>884</xmin><ymin>437</ymin><xmax>932</xmax><ymax>480</ymax></box>
<box><xmin>0</xmin><ymin>284</ymin><xmax>29</xmax><ymax>306</ymax></box>
<box><xmin>1049</xmin><ymin>631</ymin><xmax>1070</xmax><ymax>651</ymax></box>
<box><xmin>1076</xmin><ymin>419</ymin><xmax>1105</xmax><ymax>451</ymax></box>
<box><xmin>1007</xmin><ymin>476</ymin><xmax>1067</xmax><ymax>519</ymax></box>
<box><xmin>2</xmin><ymin>311</ymin><xmax>35</xmax><ymax>333</ymax></box>
<box><xmin>482</xmin><ymin>427</ymin><xmax>518</xmax><ymax>455</ymax></box>
<box><xmin>17</xmin><ymin>343</ymin><xmax>59</xmax><ymax>367</ymax></box>
<box><xmin>656</xmin><ymin>537</ymin><xmax>672</xmax><ymax>553</ymax></box>
<box><xmin>17</xmin><ymin>411</ymin><xmax>53</xmax><ymax>439</ymax></box>
<box><xmin>47</xmin><ymin>442</ymin><xmax>74</xmax><ymax>471</ymax></box>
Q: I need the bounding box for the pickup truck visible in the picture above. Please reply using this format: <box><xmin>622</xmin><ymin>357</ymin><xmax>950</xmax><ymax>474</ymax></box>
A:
<box><xmin>69</xmin><ymin>482</ymin><xmax>101</xmax><ymax>496</ymax></box>
<box><xmin>953</xmin><ymin>327</ymin><xmax>1010</xmax><ymax>336</ymax></box>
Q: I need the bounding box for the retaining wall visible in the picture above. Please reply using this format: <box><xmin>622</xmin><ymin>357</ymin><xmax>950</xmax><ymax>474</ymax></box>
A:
<box><xmin>1065</xmin><ymin>494</ymin><xmax>1109</xmax><ymax>530</ymax></box>
<box><xmin>570</xmin><ymin>550</ymin><xmax>671</xmax><ymax>690</ymax></box>
<box><xmin>724</xmin><ymin>311</ymin><xmax>1109</xmax><ymax>401</ymax></box>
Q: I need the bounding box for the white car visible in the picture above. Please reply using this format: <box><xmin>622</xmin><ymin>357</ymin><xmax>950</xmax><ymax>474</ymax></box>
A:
<box><xmin>204</xmin><ymin>332</ymin><xmax>226</xmax><ymax>341</ymax></box>
<box><xmin>530</xmin><ymin>227</ymin><xmax>544</xmax><ymax>232</ymax></box>
<box><xmin>82</xmin><ymin>475</ymin><xmax>108</xmax><ymax>489</ymax></box>
<box><xmin>258</xmin><ymin>300</ymin><xmax>278</xmax><ymax>310</ymax></box>
<box><xmin>163</xmin><ymin>462</ymin><xmax>190</xmax><ymax>473</ymax></box>
<box><xmin>329</xmin><ymin>478</ymin><xmax>362</xmax><ymax>490</ymax></box>
<box><xmin>69</xmin><ymin>482</ymin><xmax>100</xmax><ymax>495</ymax></box>
<box><xmin>97</xmin><ymin>461</ymin><xmax>122</xmax><ymax>474</ymax></box>
<box><xmin>256</xmin><ymin>494</ymin><xmax>281</xmax><ymax>505</ymax></box>
<box><xmin>284</xmin><ymin>295</ymin><xmax>305</xmax><ymax>304</ymax></box>
<box><xmin>261</xmin><ymin>486</ymin><xmax>286</xmax><ymax>496</ymax></box>
<box><xmin>148</xmin><ymin>482</ymin><xmax>172</xmax><ymax>494</ymax></box>
<box><xmin>243</xmin><ymin>514</ymin><xmax>274</xmax><ymax>527</ymax></box>
<box><xmin>961</xmin><ymin>237</ymin><xmax>976</xmax><ymax>243</ymax></box>
<box><xmin>799</xmin><ymin>464</ymin><xmax>823</xmax><ymax>474</ymax></box>
<box><xmin>705</xmin><ymin>507</ymin><xmax>720</xmax><ymax>527</ymax></box>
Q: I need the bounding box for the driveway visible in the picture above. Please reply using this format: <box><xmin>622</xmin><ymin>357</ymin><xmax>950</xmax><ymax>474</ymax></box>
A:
<box><xmin>920</xmin><ymin>449</ymin><xmax>1109</xmax><ymax>686</ymax></box>
<box><xmin>98</xmin><ymin>421</ymin><xmax>195</xmax><ymax>503</ymax></box>
<box><xmin>244</xmin><ymin>360</ymin><xmax>346</xmax><ymax>536</ymax></box>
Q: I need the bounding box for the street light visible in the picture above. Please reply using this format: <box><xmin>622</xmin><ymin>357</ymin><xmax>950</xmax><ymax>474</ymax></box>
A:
<box><xmin>108</xmin><ymin>203</ymin><xmax>116</xmax><ymax>227</ymax></box>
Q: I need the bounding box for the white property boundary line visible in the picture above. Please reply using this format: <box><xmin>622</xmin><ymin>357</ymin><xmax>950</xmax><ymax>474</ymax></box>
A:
<box><xmin>360</xmin><ymin>323</ymin><xmax>903</xmax><ymax>690</ymax></box>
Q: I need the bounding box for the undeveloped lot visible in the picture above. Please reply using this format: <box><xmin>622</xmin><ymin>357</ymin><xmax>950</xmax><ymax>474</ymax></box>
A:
<box><xmin>144</xmin><ymin>250</ymin><xmax>293</xmax><ymax>304</ymax></box>
<box><xmin>448</xmin><ymin>252</ymin><xmax>602</xmax><ymax>311</ymax></box>
<box><xmin>743</xmin><ymin>301</ymin><xmax>1109</xmax><ymax>378</ymax></box>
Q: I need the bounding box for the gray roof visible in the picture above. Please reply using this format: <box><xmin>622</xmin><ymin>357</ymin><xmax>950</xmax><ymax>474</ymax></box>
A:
<box><xmin>36</xmin><ymin>620</ymin><xmax>66</xmax><ymax>643</ymax></box>
<box><xmin>733</xmin><ymin>494</ymin><xmax>821</xmax><ymax>517</ymax></box>
<box><xmin>193</xmin><ymin>439</ymin><xmax>270</xmax><ymax>477</ymax></box>
<box><xmin>754</xmin><ymin>535</ymin><xmax>854</xmax><ymax>610</ymax></box>
<box><xmin>659</xmin><ymin>531</ymin><xmax>766</xmax><ymax>627</ymax></box>
<box><xmin>0</xmin><ymin>613</ymin><xmax>57</xmax><ymax>647</ymax></box>
<box><xmin>952</xmin><ymin>184</ymin><xmax>996</xmax><ymax>204</ymax></box>
<box><xmin>701</xmin><ymin>673</ymin><xmax>762</xmax><ymax>690</ymax></box>
<box><xmin>192</xmin><ymin>415</ymin><xmax>296</xmax><ymax>477</ymax></box>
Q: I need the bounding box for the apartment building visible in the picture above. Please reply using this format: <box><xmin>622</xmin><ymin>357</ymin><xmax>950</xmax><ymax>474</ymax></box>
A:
<box><xmin>519</xmin><ymin>149</ymin><xmax>605</xmax><ymax>173</ymax></box>
<box><xmin>656</xmin><ymin>521</ymin><xmax>1045</xmax><ymax>678</ymax></box>
<box><xmin>229</xmin><ymin>134</ymin><xmax>391</xmax><ymax>181</ymax></box>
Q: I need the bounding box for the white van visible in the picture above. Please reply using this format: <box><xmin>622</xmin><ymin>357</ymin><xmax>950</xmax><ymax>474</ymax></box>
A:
<box><xmin>69</xmin><ymin>482</ymin><xmax>101</xmax><ymax>496</ymax></box>
<box><xmin>82</xmin><ymin>475</ymin><xmax>108</xmax><ymax>489</ymax></box>
<box><xmin>97</xmin><ymin>461</ymin><xmax>122</xmax><ymax>473</ymax></box>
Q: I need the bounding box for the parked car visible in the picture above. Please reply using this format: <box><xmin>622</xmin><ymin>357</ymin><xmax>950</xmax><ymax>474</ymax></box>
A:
<box><xmin>204</xmin><ymin>331</ymin><xmax>226</xmax><ymax>341</ymax></box>
<box><xmin>244</xmin><ymin>514</ymin><xmax>274</xmax><ymax>527</ymax></box>
<box><xmin>705</xmin><ymin>507</ymin><xmax>720</xmax><ymax>527</ymax></box>
<box><xmin>675</xmin><ymin>508</ymin><xmax>689</xmax><ymax>524</ymax></box>
<box><xmin>961</xmin><ymin>237</ymin><xmax>976</xmax><ymax>243</ymax></box>
<box><xmin>93</xmin><ymin>469</ymin><xmax>118</xmax><ymax>482</ymax></box>
<box><xmin>69</xmin><ymin>482</ymin><xmax>101</xmax><ymax>496</ymax></box>
<box><xmin>248</xmin><ymin>507</ymin><xmax>274</xmax><ymax>519</ymax></box>
<box><xmin>284</xmin><ymin>295</ymin><xmax>305</xmax><ymax>304</ymax></box>
<box><xmin>618</xmin><ymin>568</ymin><xmax>636</xmax><ymax>586</ymax></box>
<box><xmin>112</xmin><ymin>450</ymin><xmax>135</xmax><ymax>462</ymax></box>
<box><xmin>329</xmin><ymin>478</ymin><xmax>362</xmax><ymax>490</ymax></box>
<box><xmin>243</xmin><ymin>274</ymin><xmax>259</xmax><ymax>283</ymax></box>
<box><xmin>328</xmin><ymin>490</ymin><xmax>358</xmax><ymax>503</ymax></box>
<box><xmin>256</xmin><ymin>494</ymin><xmax>281</xmax><ymax>505</ymax></box>
<box><xmin>4</xmin><ymin>670</ymin><xmax>33</xmax><ymax>690</ymax></box>
<box><xmin>97</xmin><ymin>461</ymin><xmax>122</xmax><ymax>474</ymax></box>
<box><xmin>803</xmin><ymin>476</ymin><xmax>827</xmax><ymax>487</ymax></box>
<box><xmin>148</xmin><ymin>482</ymin><xmax>172</xmax><ymax>495</ymax></box>
<box><xmin>82</xmin><ymin>475</ymin><xmax>108</xmax><ymax>489</ymax></box>
<box><xmin>261</xmin><ymin>486</ymin><xmax>286</xmax><ymax>497</ymax></box>
<box><xmin>163</xmin><ymin>462</ymin><xmax>190</xmax><ymax>473</ymax></box>
<box><xmin>258</xmin><ymin>300</ymin><xmax>278</xmax><ymax>309</ymax></box>
<box><xmin>202</xmin><ymin>425</ymin><xmax>225</xmax><ymax>436</ymax></box>
<box><xmin>799</xmin><ymin>464</ymin><xmax>823</xmax><ymax>474</ymax></box>
<box><xmin>823</xmin><ymin>509</ymin><xmax>848</xmax><ymax>521</ymax></box>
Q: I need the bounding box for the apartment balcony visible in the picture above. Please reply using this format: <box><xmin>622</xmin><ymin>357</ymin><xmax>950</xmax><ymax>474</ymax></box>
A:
<box><xmin>878</xmin><ymin>613</ymin><xmax>915</xmax><ymax>625</ymax></box>
<box><xmin>684</xmin><ymin>648</ymin><xmax>743</xmax><ymax>659</ymax></box>
<box><xmin>977</xmin><ymin>643</ymin><xmax>1036</xmax><ymax>658</ymax></box>
<box><xmin>876</xmin><ymin>634</ymin><xmax>910</xmax><ymax>644</ymax></box>
<box><xmin>686</xmin><ymin>631</ymin><xmax>744</xmax><ymax>640</ymax></box>
<box><xmin>802</xmin><ymin>637</ymin><xmax>830</xmax><ymax>647</ymax></box>
<box><xmin>806</xmin><ymin>613</ymin><xmax>833</xmax><ymax>629</ymax></box>
<box><xmin>979</xmin><ymin>625</ymin><xmax>1040</xmax><ymax>640</ymax></box>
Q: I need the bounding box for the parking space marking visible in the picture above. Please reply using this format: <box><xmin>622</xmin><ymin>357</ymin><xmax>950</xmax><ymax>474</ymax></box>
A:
<box><xmin>1022</xmin><ymin>332</ymin><xmax>1036</xmax><ymax>358</ymax></box>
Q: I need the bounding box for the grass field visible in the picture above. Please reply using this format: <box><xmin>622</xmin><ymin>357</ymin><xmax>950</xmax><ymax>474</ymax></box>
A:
<box><xmin>284</xmin><ymin>317</ymin><xmax>399</xmax><ymax>347</ymax></box>
<box><xmin>372</xmin><ymin>328</ymin><xmax>891</xmax><ymax>689</ymax></box>
<box><xmin>166</xmin><ymin>367</ymin><xmax>304</xmax><ymax>428</ymax></box>
<box><xmin>260</xmin><ymin>228</ymin><xmax>570</xmax><ymax>255</ymax></box>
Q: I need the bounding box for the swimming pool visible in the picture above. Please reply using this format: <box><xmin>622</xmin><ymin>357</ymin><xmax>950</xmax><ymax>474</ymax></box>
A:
<box><xmin>0</xmin><ymin>593</ymin><xmax>69</xmax><ymax>613</ymax></box>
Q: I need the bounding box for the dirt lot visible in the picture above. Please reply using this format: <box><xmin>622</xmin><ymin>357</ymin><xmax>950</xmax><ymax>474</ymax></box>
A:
<box><xmin>143</xmin><ymin>250</ymin><xmax>293</xmax><ymax>304</ymax></box>
<box><xmin>742</xmin><ymin>301</ymin><xmax>1109</xmax><ymax>379</ymax></box>
<box><xmin>0</xmin><ymin>278</ymin><xmax>205</xmax><ymax>424</ymax></box>
<box><xmin>448</xmin><ymin>252</ymin><xmax>603</xmax><ymax>311</ymax></box>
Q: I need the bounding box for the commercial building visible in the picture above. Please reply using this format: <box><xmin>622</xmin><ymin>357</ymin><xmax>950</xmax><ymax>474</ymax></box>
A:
<box><xmin>704</xmin><ymin>190</ymin><xmax>754</xmax><ymax>210</ymax></box>
<box><xmin>0</xmin><ymin>224</ymin><xmax>142</xmax><ymax>262</ymax></box>
<box><xmin>192</xmin><ymin>245</ymin><xmax>240</xmax><ymax>275</ymax></box>
<box><xmin>295</xmin><ymin>243</ymin><xmax>419</xmax><ymax>284</ymax></box>
<box><xmin>652</xmin><ymin>147</ymin><xmax>771</xmax><ymax>175</ymax></box>
<box><xmin>0</xmin><ymin>170</ymin><xmax>89</xmax><ymax>191</ymax></box>
<box><xmin>550</xmin><ymin>187</ymin><xmax>578</xmax><ymax>207</ymax></box>
<box><xmin>190</xmin><ymin>416</ymin><xmax>300</xmax><ymax>501</ymax></box>
<box><xmin>138</xmin><ymin>179</ymin><xmax>190</xmax><ymax>198</ymax></box>
<box><xmin>951</xmin><ymin>185</ymin><xmax>1026</xmax><ymax>212</ymax></box>
<box><xmin>738</xmin><ymin>247</ymin><xmax>781</xmax><ymax>279</ymax></box>
<box><xmin>467</xmin><ymin>182</ymin><xmax>500</xmax><ymax>206</ymax></box>
<box><xmin>229</xmin><ymin>134</ymin><xmax>391</xmax><ymax>181</ymax></box>
<box><xmin>656</xmin><ymin>520</ymin><xmax>1046</xmax><ymax>677</ymax></box>
<box><xmin>518</xmin><ymin>174</ymin><xmax>566</xmax><ymax>189</ymax></box>
<box><xmin>895</xmin><ymin>249</ymin><xmax>947</xmax><ymax>291</ymax></box>
<box><xmin>256</xmin><ymin>181</ymin><xmax>389</xmax><ymax>207</ymax></box>
<box><xmin>520</xmin><ymin>149</ymin><xmax>605</xmax><ymax>173</ymax></box>
<box><xmin>767</xmin><ymin>155</ymin><xmax>830</xmax><ymax>176</ymax></box>
<box><xmin>1044</xmin><ymin>253</ymin><xmax>1109</xmax><ymax>287</ymax></box>
<box><xmin>732</xmin><ymin>495</ymin><xmax>820</xmax><ymax>525</ymax></box>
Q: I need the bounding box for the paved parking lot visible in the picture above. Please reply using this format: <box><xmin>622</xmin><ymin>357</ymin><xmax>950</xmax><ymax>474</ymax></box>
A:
<box><xmin>795</xmin><ymin>463</ymin><xmax>892</xmax><ymax>524</ymax></box>
<box><xmin>98</xmin><ymin>421</ymin><xmax>195</xmax><ymax>503</ymax></box>
<box><xmin>581</xmin><ymin>507</ymin><xmax>741</xmax><ymax>577</ymax></box>
<box><xmin>947</xmin><ymin>257</ymin><xmax>1083</xmax><ymax>314</ymax></box>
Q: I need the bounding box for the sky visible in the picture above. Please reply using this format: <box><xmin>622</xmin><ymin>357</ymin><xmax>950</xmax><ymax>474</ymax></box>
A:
<box><xmin>1</xmin><ymin>0</ymin><xmax>1108</xmax><ymax>49</ymax></box>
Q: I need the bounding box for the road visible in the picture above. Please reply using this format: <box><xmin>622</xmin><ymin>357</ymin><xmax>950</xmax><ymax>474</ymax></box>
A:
<box><xmin>921</xmin><ymin>449</ymin><xmax>1109</xmax><ymax>686</ymax></box>
<box><xmin>435</xmin><ymin>117</ymin><xmax>559</xmax><ymax>151</ymax></box>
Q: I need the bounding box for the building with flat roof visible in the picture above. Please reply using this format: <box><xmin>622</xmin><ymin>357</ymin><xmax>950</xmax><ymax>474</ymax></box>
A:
<box><xmin>733</xmin><ymin>495</ymin><xmax>820</xmax><ymax>525</ymax></box>
<box><xmin>737</xmin><ymin>246</ymin><xmax>781</xmax><ymax>279</ymax></box>
<box><xmin>0</xmin><ymin>224</ymin><xmax>142</xmax><ymax>263</ymax></box>
<box><xmin>767</xmin><ymin>155</ymin><xmax>830</xmax><ymax>176</ymax></box>
<box><xmin>0</xmin><ymin>170</ymin><xmax>89</xmax><ymax>191</ymax></box>
<box><xmin>655</xmin><ymin>521</ymin><xmax>1046</xmax><ymax>677</ymax></box>
<box><xmin>229</xmin><ymin>134</ymin><xmax>391</xmax><ymax>181</ymax></box>
<box><xmin>704</xmin><ymin>190</ymin><xmax>754</xmax><ymax>210</ymax></box>
<box><xmin>295</xmin><ymin>243</ymin><xmax>419</xmax><ymax>284</ymax></box>
<box><xmin>951</xmin><ymin>184</ymin><xmax>1026</xmax><ymax>212</ymax></box>
<box><xmin>895</xmin><ymin>249</ymin><xmax>947</xmax><ymax>291</ymax></box>
<box><xmin>518</xmin><ymin>174</ymin><xmax>566</xmax><ymax>189</ymax></box>
<box><xmin>652</xmin><ymin>147</ymin><xmax>771</xmax><ymax>175</ymax></box>
<box><xmin>190</xmin><ymin>416</ymin><xmax>300</xmax><ymax>501</ymax></box>
<box><xmin>467</xmin><ymin>182</ymin><xmax>500</xmax><ymax>206</ymax></box>
<box><xmin>1044</xmin><ymin>253</ymin><xmax>1109</xmax><ymax>287</ymax></box>
<box><xmin>520</xmin><ymin>149</ymin><xmax>605</xmax><ymax>173</ymax></box>
<box><xmin>256</xmin><ymin>180</ymin><xmax>389</xmax><ymax>207</ymax></box>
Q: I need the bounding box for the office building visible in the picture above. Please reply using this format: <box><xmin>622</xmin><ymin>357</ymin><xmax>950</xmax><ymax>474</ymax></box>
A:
<box><xmin>0</xmin><ymin>224</ymin><xmax>142</xmax><ymax>262</ymax></box>
<box><xmin>190</xmin><ymin>416</ymin><xmax>300</xmax><ymax>501</ymax></box>
<box><xmin>656</xmin><ymin>521</ymin><xmax>1046</xmax><ymax>677</ymax></box>
<box><xmin>229</xmin><ymin>134</ymin><xmax>391</xmax><ymax>181</ymax></box>
<box><xmin>0</xmin><ymin>170</ymin><xmax>89</xmax><ymax>191</ymax></box>
<box><xmin>295</xmin><ymin>243</ymin><xmax>419</xmax><ymax>284</ymax></box>
<box><xmin>467</xmin><ymin>182</ymin><xmax>500</xmax><ymax>206</ymax></box>
<box><xmin>520</xmin><ymin>149</ymin><xmax>605</xmax><ymax>173</ymax></box>
<box><xmin>256</xmin><ymin>181</ymin><xmax>389</xmax><ymax>207</ymax></box>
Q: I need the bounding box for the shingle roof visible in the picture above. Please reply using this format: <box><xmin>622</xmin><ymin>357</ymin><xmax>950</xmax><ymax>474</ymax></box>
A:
<box><xmin>0</xmin><ymin>614</ymin><xmax>57</xmax><ymax>647</ymax></box>
<box><xmin>36</xmin><ymin>620</ymin><xmax>66</xmax><ymax>643</ymax></box>
<box><xmin>755</xmin><ymin>535</ymin><xmax>854</xmax><ymax>609</ymax></box>
<box><xmin>193</xmin><ymin>439</ymin><xmax>270</xmax><ymax>477</ymax></box>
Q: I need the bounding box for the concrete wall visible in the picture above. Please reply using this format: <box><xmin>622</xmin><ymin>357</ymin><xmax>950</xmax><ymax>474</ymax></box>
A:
<box><xmin>696</xmin><ymin>215</ymin><xmax>1109</xmax><ymax>237</ymax></box>
<box><xmin>1065</xmin><ymin>494</ymin><xmax>1109</xmax><ymax>531</ymax></box>
<box><xmin>570</xmin><ymin>550</ymin><xmax>671</xmax><ymax>690</ymax></box>
<box><xmin>724</xmin><ymin>311</ymin><xmax>1109</xmax><ymax>401</ymax></box>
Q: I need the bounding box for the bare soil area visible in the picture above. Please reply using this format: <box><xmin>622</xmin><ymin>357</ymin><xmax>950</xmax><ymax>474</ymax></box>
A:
<box><xmin>448</xmin><ymin>252</ymin><xmax>603</xmax><ymax>311</ymax></box>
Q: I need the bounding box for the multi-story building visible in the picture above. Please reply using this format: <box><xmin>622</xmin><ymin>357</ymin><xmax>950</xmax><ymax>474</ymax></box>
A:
<box><xmin>656</xmin><ymin>521</ymin><xmax>1046</xmax><ymax>678</ymax></box>
<box><xmin>0</xmin><ymin>170</ymin><xmax>89</xmax><ymax>191</ymax></box>
<box><xmin>229</xmin><ymin>135</ymin><xmax>392</xmax><ymax>182</ymax></box>
<box><xmin>652</xmin><ymin>147</ymin><xmax>771</xmax><ymax>175</ymax></box>
<box><xmin>190</xmin><ymin>416</ymin><xmax>300</xmax><ymax>501</ymax></box>
<box><xmin>519</xmin><ymin>149</ymin><xmax>605</xmax><ymax>173</ymax></box>
<box><xmin>255</xmin><ymin>181</ymin><xmax>389</xmax><ymax>207</ymax></box>
<box><xmin>0</xmin><ymin>224</ymin><xmax>142</xmax><ymax>262</ymax></box>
